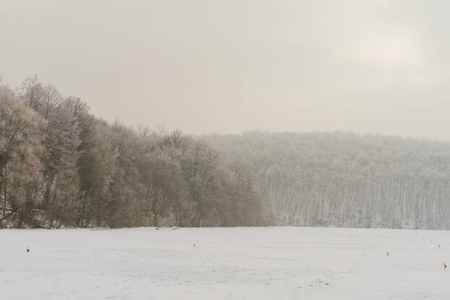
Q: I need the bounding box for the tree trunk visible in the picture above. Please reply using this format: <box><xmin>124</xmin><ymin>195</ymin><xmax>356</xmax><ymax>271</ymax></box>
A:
<box><xmin>0</xmin><ymin>212</ymin><xmax>16</xmax><ymax>229</ymax></box>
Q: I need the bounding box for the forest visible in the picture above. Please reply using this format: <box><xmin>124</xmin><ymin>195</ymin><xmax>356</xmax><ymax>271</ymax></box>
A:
<box><xmin>203</xmin><ymin>131</ymin><xmax>450</xmax><ymax>229</ymax></box>
<box><xmin>0</xmin><ymin>77</ymin><xmax>272</xmax><ymax>228</ymax></box>
<box><xmin>1</xmin><ymin>77</ymin><xmax>450</xmax><ymax>229</ymax></box>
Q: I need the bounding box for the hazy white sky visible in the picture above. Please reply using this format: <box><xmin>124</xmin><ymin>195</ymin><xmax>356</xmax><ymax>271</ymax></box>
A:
<box><xmin>1</xmin><ymin>0</ymin><xmax>449</xmax><ymax>140</ymax></box>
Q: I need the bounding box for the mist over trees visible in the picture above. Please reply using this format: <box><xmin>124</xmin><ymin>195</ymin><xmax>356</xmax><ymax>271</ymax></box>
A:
<box><xmin>0</xmin><ymin>77</ymin><xmax>272</xmax><ymax>228</ymax></box>
<box><xmin>2</xmin><ymin>77</ymin><xmax>450</xmax><ymax>230</ymax></box>
<box><xmin>202</xmin><ymin>132</ymin><xmax>450</xmax><ymax>230</ymax></box>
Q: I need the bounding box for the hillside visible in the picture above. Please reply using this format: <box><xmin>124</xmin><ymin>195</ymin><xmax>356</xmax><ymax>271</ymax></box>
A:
<box><xmin>202</xmin><ymin>131</ymin><xmax>450</xmax><ymax>229</ymax></box>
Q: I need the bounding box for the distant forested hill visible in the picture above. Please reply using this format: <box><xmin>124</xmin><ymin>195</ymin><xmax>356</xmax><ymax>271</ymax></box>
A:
<box><xmin>201</xmin><ymin>131</ymin><xmax>450</xmax><ymax>229</ymax></box>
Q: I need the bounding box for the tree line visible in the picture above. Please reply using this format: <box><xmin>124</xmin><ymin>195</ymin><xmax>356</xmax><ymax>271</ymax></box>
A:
<box><xmin>202</xmin><ymin>131</ymin><xmax>450</xmax><ymax>230</ymax></box>
<box><xmin>3</xmin><ymin>76</ymin><xmax>450</xmax><ymax>230</ymax></box>
<box><xmin>0</xmin><ymin>77</ymin><xmax>273</xmax><ymax>228</ymax></box>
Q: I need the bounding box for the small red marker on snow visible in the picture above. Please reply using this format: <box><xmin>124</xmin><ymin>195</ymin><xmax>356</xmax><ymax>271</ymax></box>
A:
<box><xmin>27</xmin><ymin>247</ymin><xmax>30</xmax><ymax>253</ymax></box>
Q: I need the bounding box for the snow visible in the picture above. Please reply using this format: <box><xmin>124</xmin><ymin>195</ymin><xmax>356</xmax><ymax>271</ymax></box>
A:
<box><xmin>1</xmin><ymin>227</ymin><xmax>449</xmax><ymax>299</ymax></box>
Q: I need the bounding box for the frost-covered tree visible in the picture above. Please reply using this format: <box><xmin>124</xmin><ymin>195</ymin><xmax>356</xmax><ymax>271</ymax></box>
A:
<box><xmin>77</xmin><ymin>120</ymin><xmax>117</xmax><ymax>227</ymax></box>
<box><xmin>19</xmin><ymin>78</ymin><xmax>83</xmax><ymax>227</ymax></box>
<box><xmin>180</xmin><ymin>141</ymin><xmax>226</xmax><ymax>226</ymax></box>
<box><xmin>0</xmin><ymin>87</ymin><xmax>46</xmax><ymax>227</ymax></box>
<box><xmin>138</xmin><ymin>148</ymin><xmax>184</xmax><ymax>226</ymax></box>
<box><xmin>105</xmin><ymin>120</ymin><xmax>141</xmax><ymax>227</ymax></box>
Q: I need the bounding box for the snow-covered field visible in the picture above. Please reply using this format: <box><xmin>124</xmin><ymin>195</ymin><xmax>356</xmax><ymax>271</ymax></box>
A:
<box><xmin>1</xmin><ymin>227</ymin><xmax>449</xmax><ymax>299</ymax></box>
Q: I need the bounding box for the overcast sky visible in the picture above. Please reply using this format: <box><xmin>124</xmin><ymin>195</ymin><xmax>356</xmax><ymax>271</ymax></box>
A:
<box><xmin>1</xmin><ymin>1</ymin><xmax>449</xmax><ymax>140</ymax></box>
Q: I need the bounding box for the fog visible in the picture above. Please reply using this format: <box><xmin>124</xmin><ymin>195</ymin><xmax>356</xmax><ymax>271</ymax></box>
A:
<box><xmin>1</xmin><ymin>0</ymin><xmax>449</xmax><ymax>140</ymax></box>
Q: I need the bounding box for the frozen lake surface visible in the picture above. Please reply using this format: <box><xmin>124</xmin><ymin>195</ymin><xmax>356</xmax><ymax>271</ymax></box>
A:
<box><xmin>1</xmin><ymin>227</ymin><xmax>449</xmax><ymax>299</ymax></box>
